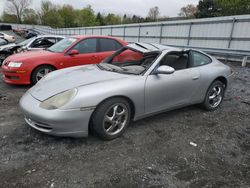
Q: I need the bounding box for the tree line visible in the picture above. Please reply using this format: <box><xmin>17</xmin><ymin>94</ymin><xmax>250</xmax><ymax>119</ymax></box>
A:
<box><xmin>1</xmin><ymin>0</ymin><xmax>250</xmax><ymax>28</ymax></box>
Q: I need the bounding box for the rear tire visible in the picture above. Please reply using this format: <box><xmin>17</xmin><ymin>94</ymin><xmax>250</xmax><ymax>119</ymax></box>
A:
<box><xmin>92</xmin><ymin>98</ymin><xmax>131</xmax><ymax>140</ymax></box>
<box><xmin>31</xmin><ymin>65</ymin><xmax>55</xmax><ymax>85</ymax></box>
<box><xmin>201</xmin><ymin>80</ymin><xmax>225</xmax><ymax>111</ymax></box>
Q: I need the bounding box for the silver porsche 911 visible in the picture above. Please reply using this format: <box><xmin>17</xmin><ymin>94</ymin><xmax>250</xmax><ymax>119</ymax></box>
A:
<box><xmin>20</xmin><ymin>43</ymin><xmax>233</xmax><ymax>140</ymax></box>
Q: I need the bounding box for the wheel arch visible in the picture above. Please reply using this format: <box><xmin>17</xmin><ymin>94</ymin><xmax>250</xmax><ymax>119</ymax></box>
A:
<box><xmin>214</xmin><ymin>76</ymin><xmax>228</xmax><ymax>89</ymax></box>
<box><xmin>30</xmin><ymin>64</ymin><xmax>57</xmax><ymax>83</ymax></box>
<box><xmin>88</xmin><ymin>95</ymin><xmax>136</xmax><ymax>132</ymax></box>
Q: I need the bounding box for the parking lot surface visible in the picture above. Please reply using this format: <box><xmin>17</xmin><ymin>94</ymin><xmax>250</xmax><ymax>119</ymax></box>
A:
<box><xmin>0</xmin><ymin>63</ymin><xmax>250</xmax><ymax>188</ymax></box>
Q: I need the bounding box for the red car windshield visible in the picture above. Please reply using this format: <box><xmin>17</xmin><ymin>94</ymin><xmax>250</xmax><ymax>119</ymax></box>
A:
<box><xmin>48</xmin><ymin>37</ymin><xmax>77</xmax><ymax>53</ymax></box>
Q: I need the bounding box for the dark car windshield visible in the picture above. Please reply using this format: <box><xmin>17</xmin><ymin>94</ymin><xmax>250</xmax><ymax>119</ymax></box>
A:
<box><xmin>98</xmin><ymin>48</ymin><xmax>159</xmax><ymax>75</ymax></box>
<box><xmin>48</xmin><ymin>37</ymin><xmax>77</xmax><ymax>53</ymax></box>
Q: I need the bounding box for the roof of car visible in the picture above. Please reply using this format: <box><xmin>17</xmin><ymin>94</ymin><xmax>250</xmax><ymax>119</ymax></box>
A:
<box><xmin>127</xmin><ymin>42</ymin><xmax>182</xmax><ymax>53</ymax></box>
<box><xmin>36</xmin><ymin>35</ymin><xmax>65</xmax><ymax>38</ymax></box>
<box><xmin>71</xmin><ymin>35</ymin><xmax>123</xmax><ymax>40</ymax></box>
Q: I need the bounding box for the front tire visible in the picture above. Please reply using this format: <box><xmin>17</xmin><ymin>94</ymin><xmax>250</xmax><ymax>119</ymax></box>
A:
<box><xmin>201</xmin><ymin>80</ymin><xmax>225</xmax><ymax>111</ymax></box>
<box><xmin>92</xmin><ymin>98</ymin><xmax>131</xmax><ymax>140</ymax></box>
<box><xmin>31</xmin><ymin>65</ymin><xmax>55</xmax><ymax>85</ymax></box>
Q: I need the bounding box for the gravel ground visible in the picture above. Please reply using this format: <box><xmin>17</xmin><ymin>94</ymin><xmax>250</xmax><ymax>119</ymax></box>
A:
<box><xmin>0</xmin><ymin>62</ymin><xmax>249</xmax><ymax>188</ymax></box>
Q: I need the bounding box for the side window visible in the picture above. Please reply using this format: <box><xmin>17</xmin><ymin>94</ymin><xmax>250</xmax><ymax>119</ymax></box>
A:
<box><xmin>99</xmin><ymin>38</ymin><xmax>122</xmax><ymax>52</ymax></box>
<box><xmin>159</xmin><ymin>53</ymin><xmax>189</xmax><ymax>71</ymax></box>
<box><xmin>30</xmin><ymin>38</ymin><xmax>56</xmax><ymax>48</ymax></box>
<box><xmin>30</xmin><ymin>38</ymin><xmax>43</xmax><ymax>48</ymax></box>
<box><xmin>46</xmin><ymin>38</ymin><xmax>56</xmax><ymax>45</ymax></box>
<box><xmin>72</xmin><ymin>38</ymin><xmax>97</xmax><ymax>54</ymax></box>
<box><xmin>191</xmin><ymin>51</ymin><xmax>212</xmax><ymax>67</ymax></box>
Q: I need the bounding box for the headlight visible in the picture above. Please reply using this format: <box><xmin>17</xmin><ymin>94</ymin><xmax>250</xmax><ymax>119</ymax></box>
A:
<box><xmin>8</xmin><ymin>61</ymin><xmax>22</xmax><ymax>68</ymax></box>
<box><xmin>39</xmin><ymin>88</ymin><xmax>77</xmax><ymax>110</ymax></box>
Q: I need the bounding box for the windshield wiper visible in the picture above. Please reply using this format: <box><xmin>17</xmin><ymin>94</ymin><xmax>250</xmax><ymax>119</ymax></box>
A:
<box><xmin>100</xmin><ymin>63</ymin><xmax>122</xmax><ymax>71</ymax></box>
<box><xmin>98</xmin><ymin>63</ymin><xmax>114</xmax><ymax>71</ymax></box>
<box><xmin>99</xmin><ymin>63</ymin><xmax>139</xmax><ymax>75</ymax></box>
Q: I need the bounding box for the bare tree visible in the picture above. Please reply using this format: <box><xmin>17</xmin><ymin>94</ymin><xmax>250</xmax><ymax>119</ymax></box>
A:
<box><xmin>6</xmin><ymin>0</ymin><xmax>32</xmax><ymax>23</ymax></box>
<box><xmin>179</xmin><ymin>4</ymin><xmax>197</xmax><ymax>18</ymax></box>
<box><xmin>147</xmin><ymin>6</ymin><xmax>160</xmax><ymax>21</ymax></box>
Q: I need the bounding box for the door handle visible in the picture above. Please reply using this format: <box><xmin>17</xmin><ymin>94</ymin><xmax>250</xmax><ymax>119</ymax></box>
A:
<box><xmin>192</xmin><ymin>76</ymin><xmax>200</xmax><ymax>80</ymax></box>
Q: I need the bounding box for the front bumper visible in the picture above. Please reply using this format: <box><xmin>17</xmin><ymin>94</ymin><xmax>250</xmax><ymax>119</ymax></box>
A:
<box><xmin>19</xmin><ymin>92</ymin><xmax>94</xmax><ymax>137</ymax></box>
<box><xmin>2</xmin><ymin>65</ymin><xmax>31</xmax><ymax>85</ymax></box>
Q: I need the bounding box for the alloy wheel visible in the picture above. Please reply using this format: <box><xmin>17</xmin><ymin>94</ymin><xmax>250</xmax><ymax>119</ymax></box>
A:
<box><xmin>35</xmin><ymin>68</ymin><xmax>52</xmax><ymax>82</ymax></box>
<box><xmin>208</xmin><ymin>85</ymin><xmax>223</xmax><ymax>108</ymax></box>
<box><xmin>103</xmin><ymin>103</ymin><xmax>129</xmax><ymax>136</ymax></box>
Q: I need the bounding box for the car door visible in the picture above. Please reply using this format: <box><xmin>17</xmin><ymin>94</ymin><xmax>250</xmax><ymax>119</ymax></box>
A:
<box><xmin>145</xmin><ymin>52</ymin><xmax>201</xmax><ymax>114</ymax></box>
<box><xmin>64</xmin><ymin>38</ymin><xmax>100</xmax><ymax>67</ymax></box>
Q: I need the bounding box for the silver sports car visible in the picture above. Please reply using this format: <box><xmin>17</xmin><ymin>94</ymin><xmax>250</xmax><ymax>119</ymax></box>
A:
<box><xmin>20</xmin><ymin>43</ymin><xmax>233</xmax><ymax>140</ymax></box>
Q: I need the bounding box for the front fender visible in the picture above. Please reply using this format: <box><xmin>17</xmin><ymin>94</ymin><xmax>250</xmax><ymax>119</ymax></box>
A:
<box><xmin>62</xmin><ymin>76</ymin><xmax>147</xmax><ymax>119</ymax></box>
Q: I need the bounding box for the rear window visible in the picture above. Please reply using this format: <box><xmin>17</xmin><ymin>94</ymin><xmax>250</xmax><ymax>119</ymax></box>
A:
<box><xmin>191</xmin><ymin>51</ymin><xmax>212</xmax><ymax>67</ymax></box>
<box><xmin>99</xmin><ymin>38</ymin><xmax>122</xmax><ymax>52</ymax></box>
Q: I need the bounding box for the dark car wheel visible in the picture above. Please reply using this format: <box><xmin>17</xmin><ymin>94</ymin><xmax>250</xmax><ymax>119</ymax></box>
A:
<box><xmin>31</xmin><ymin>65</ymin><xmax>55</xmax><ymax>85</ymax></box>
<box><xmin>92</xmin><ymin>98</ymin><xmax>131</xmax><ymax>140</ymax></box>
<box><xmin>202</xmin><ymin>80</ymin><xmax>225</xmax><ymax>111</ymax></box>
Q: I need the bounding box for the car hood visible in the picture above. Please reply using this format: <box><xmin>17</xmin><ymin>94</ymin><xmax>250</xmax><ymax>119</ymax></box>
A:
<box><xmin>0</xmin><ymin>43</ymin><xmax>17</xmax><ymax>51</ymax></box>
<box><xmin>6</xmin><ymin>50</ymin><xmax>55</xmax><ymax>61</ymax></box>
<box><xmin>29</xmin><ymin>65</ymin><xmax>130</xmax><ymax>101</ymax></box>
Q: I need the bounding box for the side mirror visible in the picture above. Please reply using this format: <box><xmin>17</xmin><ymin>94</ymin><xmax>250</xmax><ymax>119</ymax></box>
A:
<box><xmin>69</xmin><ymin>49</ymin><xmax>79</xmax><ymax>56</ymax></box>
<box><xmin>156</xmin><ymin>65</ymin><xmax>175</xmax><ymax>74</ymax></box>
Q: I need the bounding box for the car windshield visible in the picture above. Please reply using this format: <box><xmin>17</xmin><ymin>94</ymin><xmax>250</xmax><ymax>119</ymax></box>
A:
<box><xmin>99</xmin><ymin>48</ymin><xmax>159</xmax><ymax>75</ymax></box>
<box><xmin>18</xmin><ymin>37</ymin><xmax>35</xmax><ymax>46</ymax></box>
<box><xmin>48</xmin><ymin>37</ymin><xmax>77</xmax><ymax>53</ymax></box>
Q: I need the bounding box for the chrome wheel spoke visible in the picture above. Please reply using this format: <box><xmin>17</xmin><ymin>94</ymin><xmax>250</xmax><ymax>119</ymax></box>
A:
<box><xmin>117</xmin><ymin>108</ymin><xmax>125</xmax><ymax>116</ymax></box>
<box><xmin>36</xmin><ymin>68</ymin><xmax>52</xmax><ymax>81</ymax></box>
<box><xmin>209</xmin><ymin>94</ymin><xmax>216</xmax><ymax>100</ymax></box>
<box><xmin>104</xmin><ymin>115</ymin><xmax>113</xmax><ymax>123</ymax></box>
<box><xmin>106</xmin><ymin>123</ymin><xmax>117</xmax><ymax>133</ymax></box>
<box><xmin>208</xmin><ymin>85</ymin><xmax>223</xmax><ymax>108</ymax></box>
<box><xmin>44</xmin><ymin>69</ymin><xmax>50</xmax><ymax>75</ymax></box>
<box><xmin>36</xmin><ymin>72</ymin><xmax>44</xmax><ymax>81</ymax></box>
<box><xmin>113</xmin><ymin>105</ymin><xmax>119</xmax><ymax>115</ymax></box>
<box><xmin>103</xmin><ymin>103</ymin><xmax>128</xmax><ymax>136</ymax></box>
<box><xmin>216</xmin><ymin>87</ymin><xmax>221</xmax><ymax>96</ymax></box>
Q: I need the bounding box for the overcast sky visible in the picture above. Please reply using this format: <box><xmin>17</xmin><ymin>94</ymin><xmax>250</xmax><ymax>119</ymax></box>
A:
<box><xmin>0</xmin><ymin>0</ymin><xmax>199</xmax><ymax>17</ymax></box>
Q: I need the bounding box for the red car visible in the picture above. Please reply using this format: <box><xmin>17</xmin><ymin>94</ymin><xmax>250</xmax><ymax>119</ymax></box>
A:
<box><xmin>1</xmin><ymin>36</ymin><xmax>128</xmax><ymax>85</ymax></box>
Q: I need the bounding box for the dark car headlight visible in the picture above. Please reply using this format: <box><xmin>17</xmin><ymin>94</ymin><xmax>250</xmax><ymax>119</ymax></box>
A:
<box><xmin>40</xmin><ymin>88</ymin><xmax>77</xmax><ymax>110</ymax></box>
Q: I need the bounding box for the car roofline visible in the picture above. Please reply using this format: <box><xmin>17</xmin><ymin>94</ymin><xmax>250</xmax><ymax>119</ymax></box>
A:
<box><xmin>126</xmin><ymin>42</ymin><xmax>183</xmax><ymax>53</ymax></box>
<box><xmin>36</xmin><ymin>35</ymin><xmax>65</xmax><ymax>38</ymax></box>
